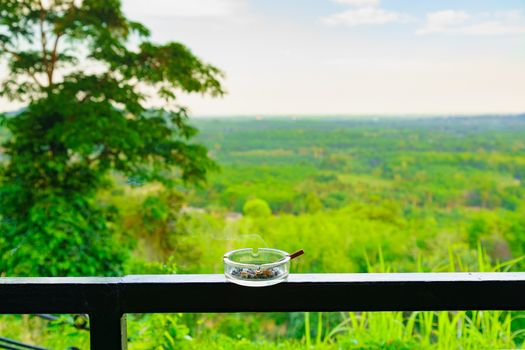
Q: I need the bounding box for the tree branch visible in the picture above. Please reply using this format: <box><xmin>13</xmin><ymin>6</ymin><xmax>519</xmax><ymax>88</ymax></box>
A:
<box><xmin>48</xmin><ymin>33</ymin><xmax>63</xmax><ymax>85</ymax></box>
<box><xmin>38</xmin><ymin>0</ymin><xmax>50</xmax><ymax>84</ymax></box>
<box><xmin>0</xmin><ymin>43</ymin><xmax>44</xmax><ymax>88</ymax></box>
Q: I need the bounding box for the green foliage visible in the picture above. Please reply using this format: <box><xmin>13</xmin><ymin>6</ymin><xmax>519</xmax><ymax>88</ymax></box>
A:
<box><xmin>2</xmin><ymin>113</ymin><xmax>525</xmax><ymax>347</ymax></box>
<box><xmin>293</xmin><ymin>192</ymin><xmax>323</xmax><ymax>214</ymax></box>
<box><xmin>163</xmin><ymin>117</ymin><xmax>525</xmax><ymax>350</ymax></box>
<box><xmin>191</xmin><ymin>117</ymin><xmax>525</xmax><ymax>215</ymax></box>
<box><xmin>128</xmin><ymin>314</ymin><xmax>190</xmax><ymax>350</ymax></box>
<box><xmin>0</xmin><ymin>191</ymin><xmax>126</xmax><ymax>276</ymax></box>
<box><xmin>329</xmin><ymin>310</ymin><xmax>515</xmax><ymax>350</ymax></box>
<box><xmin>0</xmin><ymin>0</ymin><xmax>222</xmax><ymax>276</ymax></box>
<box><xmin>0</xmin><ymin>315</ymin><xmax>90</xmax><ymax>348</ymax></box>
<box><xmin>243</xmin><ymin>198</ymin><xmax>272</xmax><ymax>218</ymax></box>
<box><xmin>173</xmin><ymin>335</ymin><xmax>304</xmax><ymax>350</ymax></box>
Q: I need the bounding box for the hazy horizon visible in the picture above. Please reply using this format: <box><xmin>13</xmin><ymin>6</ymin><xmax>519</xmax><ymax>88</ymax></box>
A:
<box><xmin>191</xmin><ymin>112</ymin><xmax>525</xmax><ymax>118</ymax></box>
<box><xmin>2</xmin><ymin>105</ymin><xmax>524</xmax><ymax>119</ymax></box>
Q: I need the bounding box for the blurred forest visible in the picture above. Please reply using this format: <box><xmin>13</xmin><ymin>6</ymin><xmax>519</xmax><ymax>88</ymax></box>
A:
<box><xmin>4</xmin><ymin>116</ymin><xmax>525</xmax><ymax>349</ymax></box>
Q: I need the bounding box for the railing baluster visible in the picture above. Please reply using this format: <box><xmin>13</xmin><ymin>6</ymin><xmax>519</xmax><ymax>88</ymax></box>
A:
<box><xmin>89</xmin><ymin>312</ymin><xmax>127</xmax><ymax>350</ymax></box>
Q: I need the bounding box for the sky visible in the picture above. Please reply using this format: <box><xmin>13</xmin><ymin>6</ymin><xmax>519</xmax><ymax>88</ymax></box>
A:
<box><xmin>2</xmin><ymin>0</ymin><xmax>525</xmax><ymax>116</ymax></box>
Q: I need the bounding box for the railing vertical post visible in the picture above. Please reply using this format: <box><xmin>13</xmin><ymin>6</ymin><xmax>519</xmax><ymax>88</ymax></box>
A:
<box><xmin>89</xmin><ymin>312</ymin><xmax>127</xmax><ymax>350</ymax></box>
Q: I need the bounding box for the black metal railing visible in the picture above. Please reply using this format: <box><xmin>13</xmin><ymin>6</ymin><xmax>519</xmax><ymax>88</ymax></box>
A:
<box><xmin>2</xmin><ymin>273</ymin><xmax>525</xmax><ymax>349</ymax></box>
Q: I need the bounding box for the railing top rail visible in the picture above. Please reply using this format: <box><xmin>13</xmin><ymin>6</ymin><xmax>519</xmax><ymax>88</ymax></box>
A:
<box><xmin>0</xmin><ymin>276</ymin><xmax>122</xmax><ymax>285</ymax></box>
<box><xmin>122</xmin><ymin>272</ymin><xmax>525</xmax><ymax>283</ymax></box>
<box><xmin>1</xmin><ymin>273</ymin><xmax>525</xmax><ymax>314</ymax></box>
<box><xmin>3</xmin><ymin>272</ymin><xmax>525</xmax><ymax>285</ymax></box>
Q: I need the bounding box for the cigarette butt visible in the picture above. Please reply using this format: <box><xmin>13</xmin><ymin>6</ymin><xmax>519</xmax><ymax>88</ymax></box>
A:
<box><xmin>289</xmin><ymin>249</ymin><xmax>304</xmax><ymax>260</ymax></box>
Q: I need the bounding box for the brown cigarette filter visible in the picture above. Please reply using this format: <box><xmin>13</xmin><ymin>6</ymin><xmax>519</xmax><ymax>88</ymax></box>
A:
<box><xmin>289</xmin><ymin>249</ymin><xmax>304</xmax><ymax>260</ymax></box>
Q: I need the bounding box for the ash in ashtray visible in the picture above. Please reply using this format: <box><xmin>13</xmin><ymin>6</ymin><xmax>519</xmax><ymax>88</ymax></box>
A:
<box><xmin>230</xmin><ymin>267</ymin><xmax>283</xmax><ymax>280</ymax></box>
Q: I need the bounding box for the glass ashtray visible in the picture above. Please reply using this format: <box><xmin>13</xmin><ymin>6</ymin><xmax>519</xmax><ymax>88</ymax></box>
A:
<box><xmin>223</xmin><ymin>248</ymin><xmax>290</xmax><ymax>287</ymax></box>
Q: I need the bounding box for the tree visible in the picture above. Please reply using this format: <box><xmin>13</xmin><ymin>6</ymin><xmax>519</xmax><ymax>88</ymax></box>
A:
<box><xmin>0</xmin><ymin>0</ymin><xmax>223</xmax><ymax>276</ymax></box>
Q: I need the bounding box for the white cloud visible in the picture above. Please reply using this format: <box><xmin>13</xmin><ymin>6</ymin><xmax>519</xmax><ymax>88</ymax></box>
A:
<box><xmin>418</xmin><ymin>10</ymin><xmax>525</xmax><ymax>35</ymax></box>
<box><xmin>323</xmin><ymin>0</ymin><xmax>409</xmax><ymax>27</ymax></box>
<box><xmin>122</xmin><ymin>0</ymin><xmax>244</xmax><ymax>18</ymax></box>
<box><xmin>331</xmin><ymin>0</ymin><xmax>379</xmax><ymax>7</ymax></box>
<box><xmin>416</xmin><ymin>10</ymin><xmax>469</xmax><ymax>35</ymax></box>
<box><xmin>322</xmin><ymin>7</ymin><xmax>409</xmax><ymax>26</ymax></box>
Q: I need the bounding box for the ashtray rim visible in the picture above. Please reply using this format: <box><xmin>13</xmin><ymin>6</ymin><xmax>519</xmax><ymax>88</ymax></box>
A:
<box><xmin>223</xmin><ymin>247</ymin><xmax>290</xmax><ymax>269</ymax></box>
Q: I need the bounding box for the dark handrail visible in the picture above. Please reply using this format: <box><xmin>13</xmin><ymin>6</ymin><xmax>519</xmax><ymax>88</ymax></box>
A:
<box><xmin>2</xmin><ymin>273</ymin><xmax>525</xmax><ymax>349</ymax></box>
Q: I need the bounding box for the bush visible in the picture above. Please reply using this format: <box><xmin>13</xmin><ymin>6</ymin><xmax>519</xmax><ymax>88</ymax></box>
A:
<box><xmin>243</xmin><ymin>199</ymin><xmax>272</xmax><ymax>218</ymax></box>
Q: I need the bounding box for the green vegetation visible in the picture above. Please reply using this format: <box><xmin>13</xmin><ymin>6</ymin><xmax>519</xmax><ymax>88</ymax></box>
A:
<box><xmin>129</xmin><ymin>116</ymin><xmax>525</xmax><ymax>349</ymax></box>
<box><xmin>0</xmin><ymin>0</ymin><xmax>222</xmax><ymax>276</ymax></box>
<box><xmin>3</xmin><ymin>116</ymin><xmax>525</xmax><ymax>348</ymax></box>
